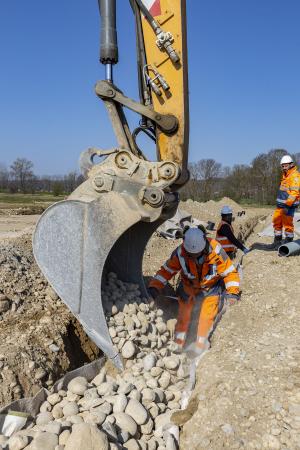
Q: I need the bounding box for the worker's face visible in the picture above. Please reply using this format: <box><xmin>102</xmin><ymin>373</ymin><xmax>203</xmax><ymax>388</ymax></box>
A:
<box><xmin>281</xmin><ymin>163</ymin><xmax>292</xmax><ymax>173</ymax></box>
<box><xmin>185</xmin><ymin>250</ymin><xmax>204</xmax><ymax>259</ymax></box>
<box><xmin>223</xmin><ymin>214</ymin><xmax>233</xmax><ymax>224</ymax></box>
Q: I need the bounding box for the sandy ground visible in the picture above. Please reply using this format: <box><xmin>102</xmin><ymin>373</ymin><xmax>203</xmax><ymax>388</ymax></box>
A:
<box><xmin>0</xmin><ymin>215</ymin><xmax>39</xmax><ymax>239</ymax></box>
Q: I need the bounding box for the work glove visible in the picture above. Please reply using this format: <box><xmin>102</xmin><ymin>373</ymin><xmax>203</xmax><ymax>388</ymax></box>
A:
<box><xmin>224</xmin><ymin>293</ymin><xmax>240</xmax><ymax>306</ymax></box>
<box><xmin>148</xmin><ymin>287</ymin><xmax>160</xmax><ymax>300</ymax></box>
<box><xmin>243</xmin><ymin>247</ymin><xmax>251</xmax><ymax>255</ymax></box>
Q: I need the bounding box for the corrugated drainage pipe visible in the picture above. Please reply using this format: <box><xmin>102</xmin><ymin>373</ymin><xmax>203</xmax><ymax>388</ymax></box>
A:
<box><xmin>278</xmin><ymin>239</ymin><xmax>300</xmax><ymax>257</ymax></box>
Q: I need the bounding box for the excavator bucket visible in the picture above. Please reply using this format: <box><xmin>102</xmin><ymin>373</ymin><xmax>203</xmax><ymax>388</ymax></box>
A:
<box><xmin>33</xmin><ymin>152</ymin><xmax>178</xmax><ymax>370</ymax></box>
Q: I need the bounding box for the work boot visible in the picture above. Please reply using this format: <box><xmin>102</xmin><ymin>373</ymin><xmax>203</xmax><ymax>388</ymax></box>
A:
<box><xmin>283</xmin><ymin>237</ymin><xmax>293</xmax><ymax>244</ymax></box>
<box><xmin>270</xmin><ymin>236</ymin><xmax>282</xmax><ymax>250</ymax></box>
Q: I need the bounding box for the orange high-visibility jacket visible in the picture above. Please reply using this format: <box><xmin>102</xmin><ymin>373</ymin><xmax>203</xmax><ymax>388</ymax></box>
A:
<box><xmin>276</xmin><ymin>166</ymin><xmax>300</xmax><ymax>208</ymax></box>
<box><xmin>149</xmin><ymin>238</ymin><xmax>240</xmax><ymax>297</ymax></box>
<box><xmin>216</xmin><ymin>220</ymin><xmax>236</xmax><ymax>253</ymax></box>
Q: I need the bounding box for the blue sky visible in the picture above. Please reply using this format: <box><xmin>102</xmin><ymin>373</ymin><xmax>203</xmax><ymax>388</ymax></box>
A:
<box><xmin>1</xmin><ymin>0</ymin><xmax>300</xmax><ymax>175</ymax></box>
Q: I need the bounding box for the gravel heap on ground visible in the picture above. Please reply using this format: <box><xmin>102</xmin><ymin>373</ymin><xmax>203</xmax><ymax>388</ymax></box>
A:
<box><xmin>0</xmin><ymin>237</ymin><xmax>99</xmax><ymax>407</ymax></box>
<box><xmin>0</xmin><ymin>272</ymin><xmax>189</xmax><ymax>450</ymax></box>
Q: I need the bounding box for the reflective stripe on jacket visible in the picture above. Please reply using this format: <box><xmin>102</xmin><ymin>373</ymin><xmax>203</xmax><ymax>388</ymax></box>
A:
<box><xmin>149</xmin><ymin>238</ymin><xmax>240</xmax><ymax>296</ymax></box>
<box><xmin>216</xmin><ymin>220</ymin><xmax>237</xmax><ymax>253</ymax></box>
<box><xmin>276</xmin><ymin>166</ymin><xmax>300</xmax><ymax>208</ymax></box>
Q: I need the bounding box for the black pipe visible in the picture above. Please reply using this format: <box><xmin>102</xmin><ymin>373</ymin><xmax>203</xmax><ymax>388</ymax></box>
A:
<box><xmin>98</xmin><ymin>0</ymin><xmax>118</xmax><ymax>65</ymax></box>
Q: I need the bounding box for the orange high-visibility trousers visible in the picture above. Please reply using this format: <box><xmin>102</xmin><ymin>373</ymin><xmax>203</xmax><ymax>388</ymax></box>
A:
<box><xmin>174</xmin><ymin>293</ymin><xmax>220</xmax><ymax>350</ymax></box>
<box><xmin>273</xmin><ymin>207</ymin><xmax>295</xmax><ymax>238</ymax></box>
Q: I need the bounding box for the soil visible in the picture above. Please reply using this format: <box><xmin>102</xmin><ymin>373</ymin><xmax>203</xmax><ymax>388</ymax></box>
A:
<box><xmin>1</xmin><ymin>200</ymin><xmax>299</xmax><ymax>449</ymax></box>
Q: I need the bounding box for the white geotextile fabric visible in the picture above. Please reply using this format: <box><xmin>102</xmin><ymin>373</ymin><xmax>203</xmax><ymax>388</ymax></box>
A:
<box><xmin>157</xmin><ymin>208</ymin><xmax>206</xmax><ymax>239</ymax></box>
<box><xmin>258</xmin><ymin>213</ymin><xmax>300</xmax><ymax>237</ymax></box>
<box><xmin>0</xmin><ymin>359</ymin><xmax>105</xmax><ymax>436</ymax></box>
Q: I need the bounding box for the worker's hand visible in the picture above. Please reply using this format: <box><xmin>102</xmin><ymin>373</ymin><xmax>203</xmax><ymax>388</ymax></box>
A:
<box><xmin>224</xmin><ymin>293</ymin><xmax>240</xmax><ymax>306</ymax></box>
<box><xmin>243</xmin><ymin>247</ymin><xmax>251</xmax><ymax>255</ymax></box>
<box><xmin>148</xmin><ymin>287</ymin><xmax>160</xmax><ymax>300</ymax></box>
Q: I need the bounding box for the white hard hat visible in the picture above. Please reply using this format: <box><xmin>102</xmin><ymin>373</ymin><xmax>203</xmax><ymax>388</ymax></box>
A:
<box><xmin>221</xmin><ymin>205</ymin><xmax>233</xmax><ymax>215</ymax></box>
<box><xmin>280</xmin><ymin>155</ymin><xmax>293</xmax><ymax>165</ymax></box>
<box><xmin>183</xmin><ymin>228</ymin><xmax>206</xmax><ymax>254</ymax></box>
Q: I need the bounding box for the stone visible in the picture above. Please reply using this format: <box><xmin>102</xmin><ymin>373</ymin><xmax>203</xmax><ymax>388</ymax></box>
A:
<box><xmin>97</xmin><ymin>382</ymin><xmax>116</xmax><ymax>397</ymax></box>
<box><xmin>36</xmin><ymin>412</ymin><xmax>53</xmax><ymax>426</ymax></box>
<box><xmin>143</xmin><ymin>354</ymin><xmax>157</xmax><ymax>371</ymax></box>
<box><xmin>158</xmin><ymin>372</ymin><xmax>171</xmax><ymax>389</ymax></box>
<box><xmin>40</xmin><ymin>401</ymin><xmax>52</xmax><ymax>413</ymax></box>
<box><xmin>142</xmin><ymin>388</ymin><xmax>156</xmax><ymax>404</ymax></box>
<box><xmin>163</xmin><ymin>357</ymin><xmax>179</xmax><ymax>371</ymax></box>
<box><xmin>114</xmin><ymin>412</ymin><xmax>138</xmax><ymax>436</ymax></box>
<box><xmin>221</xmin><ymin>423</ymin><xmax>234</xmax><ymax>435</ymax></box>
<box><xmin>64</xmin><ymin>423</ymin><xmax>109</xmax><ymax>450</ymax></box>
<box><xmin>63</xmin><ymin>402</ymin><xmax>79</xmax><ymax>417</ymax></box>
<box><xmin>141</xmin><ymin>417</ymin><xmax>154</xmax><ymax>435</ymax></box>
<box><xmin>58</xmin><ymin>430</ymin><xmax>71</xmax><ymax>446</ymax></box>
<box><xmin>7</xmin><ymin>435</ymin><xmax>28</xmax><ymax>450</ymax></box>
<box><xmin>52</xmin><ymin>405</ymin><xmax>63</xmax><ymax>419</ymax></box>
<box><xmin>69</xmin><ymin>415</ymin><xmax>83</xmax><ymax>424</ymax></box>
<box><xmin>122</xmin><ymin>341</ymin><xmax>136</xmax><ymax>359</ymax></box>
<box><xmin>35</xmin><ymin>368</ymin><xmax>47</xmax><ymax>381</ymax></box>
<box><xmin>40</xmin><ymin>421</ymin><xmax>62</xmax><ymax>435</ymax></box>
<box><xmin>124</xmin><ymin>439</ymin><xmax>141</xmax><ymax>450</ymax></box>
<box><xmin>125</xmin><ymin>399</ymin><xmax>148</xmax><ymax>425</ymax></box>
<box><xmin>91</xmin><ymin>369</ymin><xmax>106</xmax><ymax>387</ymax></box>
<box><xmin>0</xmin><ymin>300</ymin><xmax>10</xmax><ymax>313</ymax></box>
<box><xmin>47</xmin><ymin>393</ymin><xmax>61</xmax><ymax>406</ymax></box>
<box><xmin>28</xmin><ymin>432</ymin><xmax>58</xmax><ymax>450</ymax></box>
<box><xmin>113</xmin><ymin>394</ymin><xmax>128</xmax><ymax>413</ymax></box>
<box><xmin>67</xmin><ymin>377</ymin><xmax>87</xmax><ymax>395</ymax></box>
<box><xmin>155</xmin><ymin>412</ymin><xmax>173</xmax><ymax>432</ymax></box>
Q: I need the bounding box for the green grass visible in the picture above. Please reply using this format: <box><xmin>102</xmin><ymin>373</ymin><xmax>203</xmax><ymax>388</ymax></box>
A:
<box><xmin>0</xmin><ymin>192</ymin><xmax>65</xmax><ymax>205</ymax></box>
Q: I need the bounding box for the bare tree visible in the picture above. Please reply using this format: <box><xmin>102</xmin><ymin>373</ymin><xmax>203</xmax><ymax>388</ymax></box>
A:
<box><xmin>10</xmin><ymin>158</ymin><xmax>35</xmax><ymax>193</ymax></box>
<box><xmin>0</xmin><ymin>163</ymin><xmax>9</xmax><ymax>191</ymax></box>
<box><xmin>189</xmin><ymin>159</ymin><xmax>222</xmax><ymax>201</ymax></box>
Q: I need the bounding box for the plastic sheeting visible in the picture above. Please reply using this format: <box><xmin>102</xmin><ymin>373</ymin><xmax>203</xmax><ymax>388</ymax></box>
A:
<box><xmin>157</xmin><ymin>209</ymin><xmax>206</xmax><ymax>239</ymax></box>
<box><xmin>0</xmin><ymin>358</ymin><xmax>105</xmax><ymax>436</ymax></box>
<box><xmin>258</xmin><ymin>213</ymin><xmax>300</xmax><ymax>237</ymax></box>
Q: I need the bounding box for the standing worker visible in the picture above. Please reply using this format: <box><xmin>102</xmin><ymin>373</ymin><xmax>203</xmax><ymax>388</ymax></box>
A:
<box><xmin>148</xmin><ymin>227</ymin><xmax>240</xmax><ymax>356</ymax></box>
<box><xmin>273</xmin><ymin>155</ymin><xmax>300</xmax><ymax>246</ymax></box>
<box><xmin>216</xmin><ymin>206</ymin><xmax>250</xmax><ymax>259</ymax></box>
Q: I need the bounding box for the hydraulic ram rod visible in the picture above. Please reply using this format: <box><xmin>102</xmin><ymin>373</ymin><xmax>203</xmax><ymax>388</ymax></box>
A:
<box><xmin>98</xmin><ymin>0</ymin><xmax>118</xmax><ymax>81</ymax></box>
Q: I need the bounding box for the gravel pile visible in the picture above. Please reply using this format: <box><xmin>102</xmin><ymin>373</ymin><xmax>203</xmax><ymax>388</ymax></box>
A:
<box><xmin>0</xmin><ymin>272</ymin><xmax>189</xmax><ymax>449</ymax></box>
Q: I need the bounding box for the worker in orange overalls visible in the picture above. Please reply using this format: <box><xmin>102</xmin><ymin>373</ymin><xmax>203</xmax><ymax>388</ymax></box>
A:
<box><xmin>148</xmin><ymin>227</ymin><xmax>240</xmax><ymax>356</ymax></box>
<box><xmin>216</xmin><ymin>205</ymin><xmax>250</xmax><ymax>259</ymax></box>
<box><xmin>273</xmin><ymin>155</ymin><xmax>300</xmax><ymax>247</ymax></box>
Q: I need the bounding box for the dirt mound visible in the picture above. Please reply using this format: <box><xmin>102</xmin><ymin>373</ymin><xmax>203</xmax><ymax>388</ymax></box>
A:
<box><xmin>181</xmin><ymin>197</ymin><xmax>246</xmax><ymax>223</ymax></box>
<box><xmin>0</xmin><ymin>237</ymin><xmax>99</xmax><ymax>407</ymax></box>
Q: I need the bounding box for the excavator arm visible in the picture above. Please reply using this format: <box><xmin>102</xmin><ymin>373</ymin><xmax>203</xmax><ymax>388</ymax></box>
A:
<box><xmin>33</xmin><ymin>0</ymin><xmax>189</xmax><ymax>370</ymax></box>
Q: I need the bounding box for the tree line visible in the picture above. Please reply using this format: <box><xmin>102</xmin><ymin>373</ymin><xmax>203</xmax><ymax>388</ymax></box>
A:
<box><xmin>0</xmin><ymin>158</ymin><xmax>83</xmax><ymax>196</ymax></box>
<box><xmin>181</xmin><ymin>148</ymin><xmax>300</xmax><ymax>205</ymax></box>
<box><xmin>1</xmin><ymin>149</ymin><xmax>299</xmax><ymax>204</ymax></box>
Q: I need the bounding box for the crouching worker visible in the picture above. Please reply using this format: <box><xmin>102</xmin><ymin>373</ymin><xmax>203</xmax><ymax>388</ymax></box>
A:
<box><xmin>216</xmin><ymin>205</ymin><xmax>250</xmax><ymax>259</ymax></box>
<box><xmin>148</xmin><ymin>226</ymin><xmax>240</xmax><ymax>357</ymax></box>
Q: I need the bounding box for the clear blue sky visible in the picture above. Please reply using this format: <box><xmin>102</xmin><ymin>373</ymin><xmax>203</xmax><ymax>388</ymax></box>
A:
<box><xmin>1</xmin><ymin>0</ymin><xmax>300</xmax><ymax>175</ymax></box>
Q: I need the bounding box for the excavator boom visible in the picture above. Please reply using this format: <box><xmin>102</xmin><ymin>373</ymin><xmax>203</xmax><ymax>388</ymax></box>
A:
<box><xmin>33</xmin><ymin>0</ymin><xmax>189</xmax><ymax>370</ymax></box>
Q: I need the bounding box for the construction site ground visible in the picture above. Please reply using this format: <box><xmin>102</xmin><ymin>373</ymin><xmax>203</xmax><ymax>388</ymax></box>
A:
<box><xmin>0</xmin><ymin>199</ymin><xmax>299</xmax><ymax>449</ymax></box>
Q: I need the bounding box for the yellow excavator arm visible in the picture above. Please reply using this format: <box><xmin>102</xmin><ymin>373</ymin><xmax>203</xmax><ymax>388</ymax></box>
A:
<box><xmin>138</xmin><ymin>0</ymin><xmax>189</xmax><ymax>183</ymax></box>
<box><xmin>33</xmin><ymin>0</ymin><xmax>189</xmax><ymax>369</ymax></box>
